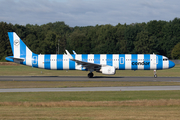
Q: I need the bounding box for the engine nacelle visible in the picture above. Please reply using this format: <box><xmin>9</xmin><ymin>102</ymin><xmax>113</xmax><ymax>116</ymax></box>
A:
<box><xmin>100</xmin><ymin>66</ymin><xmax>116</xmax><ymax>75</ymax></box>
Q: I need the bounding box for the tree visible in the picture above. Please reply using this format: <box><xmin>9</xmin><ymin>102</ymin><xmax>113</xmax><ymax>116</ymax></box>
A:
<box><xmin>68</xmin><ymin>30</ymin><xmax>90</xmax><ymax>54</ymax></box>
<box><xmin>171</xmin><ymin>42</ymin><xmax>180</xmax><ymax>59</ymax></box>
<box><xmin>41</xmin><ymin>31</ymin><xmax>56</xmax><ymax>54</ymax></box>
<box><xmin>0</xmin><ymin>22</ymin><xmax>13</xmax><ymax>61</ymax></box>
<box><xmin>135</xmin><ymin>30</ymin><xmax>159</xmax><ymax>54</ymax></box>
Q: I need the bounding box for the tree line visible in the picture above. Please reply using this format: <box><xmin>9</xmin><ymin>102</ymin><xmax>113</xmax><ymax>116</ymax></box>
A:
<box><xmin>0</xmin><ymin>18</ymin><xmax>180</xmax><ymax>61</ymax></box>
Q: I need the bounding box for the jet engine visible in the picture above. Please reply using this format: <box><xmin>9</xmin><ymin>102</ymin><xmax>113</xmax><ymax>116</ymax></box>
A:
<box><xmin>100</xmin><ymin>66</ymin><xmax>116</xmax><ymax>75</ymax></box>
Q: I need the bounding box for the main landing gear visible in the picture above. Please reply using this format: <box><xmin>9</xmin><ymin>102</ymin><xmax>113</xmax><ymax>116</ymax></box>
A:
<box><xmin>154</xmin><ymin>70</ymin><xmax>157</xmax><ymax>78</ymax></box>
<box><xmin>88</xmin><ymin>72</ymin><xmax>94</xmax><ymax>78</ymax></box>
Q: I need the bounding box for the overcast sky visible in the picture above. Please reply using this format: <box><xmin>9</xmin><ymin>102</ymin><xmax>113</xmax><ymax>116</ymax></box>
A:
<box><xmin>0</xmin><ymin>0</ymin><xmax>180</xmax><ymax>27</ymax></box>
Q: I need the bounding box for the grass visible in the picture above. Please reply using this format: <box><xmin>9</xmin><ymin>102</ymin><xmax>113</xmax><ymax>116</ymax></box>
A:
<box><xmin>0</xmin><ymin>64</ymin><xmax>180</xmax><ymax>77</ymax></box>
<box><xmin>0</xmin><ymin>106</ymin><xmax>179</xmax><ymax>120</ymax></box>
<box><xmin>1</xmin><ymin>91</ymin><xmax>180</xmax><ymax>102</ymax></box>
<box><xmin>0</xmin><ymin>91</ymin><xmax>180</xmax><ymax>120</ymax></box>
<box><xmin>0</xmin><ymin>63</ymin><xmax>180</xmax><ymax>119</ymax></box>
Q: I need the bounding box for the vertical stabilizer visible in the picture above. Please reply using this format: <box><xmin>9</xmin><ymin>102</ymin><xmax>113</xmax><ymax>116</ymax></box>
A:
<box><xmin>7</xmin><ymin>32</ymin><xmax>34</xmax><ymax>66</ymax></box>
<box><xmin>8</xmin><ymin>32</ymin><xmax>33</xmax><ymax>58</ymax></box>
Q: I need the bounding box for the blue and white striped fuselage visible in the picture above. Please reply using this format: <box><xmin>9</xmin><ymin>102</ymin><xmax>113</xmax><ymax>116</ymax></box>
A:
<box><xmin>18</xmin><ymin>54</ymin><xmax>173</xmax><ymax>70</ymax></box>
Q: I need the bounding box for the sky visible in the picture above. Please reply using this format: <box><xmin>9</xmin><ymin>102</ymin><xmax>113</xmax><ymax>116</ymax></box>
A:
<box><xmin>0</xmin><ymin>0</ymin><xmax>180</xmax><ymax>27</ymax></box>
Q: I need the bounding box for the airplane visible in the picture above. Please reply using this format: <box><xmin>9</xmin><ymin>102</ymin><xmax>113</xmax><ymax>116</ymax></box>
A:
<box><xmin>6</xmin><ymin>32</ymin><xmax>175</xmax><ymax>78</ymax></box>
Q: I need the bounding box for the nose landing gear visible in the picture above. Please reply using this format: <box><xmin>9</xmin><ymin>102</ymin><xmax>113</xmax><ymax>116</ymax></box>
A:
<box><xmin>154</xmin><ymin>70</ymin><xmax>157</xmax><ymax>78</ymax></box>
<box><xmin>88</xmin><ymin>72</ymin><xmax>94</xmax><ymax>78</ymax></box>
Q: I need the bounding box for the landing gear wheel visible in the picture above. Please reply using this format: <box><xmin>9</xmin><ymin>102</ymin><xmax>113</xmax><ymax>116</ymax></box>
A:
<box><xmin>153</xmin><ymin>70</ymin><xmax>157</xmax><ymax>78</ymax></box>
<box><xmin>154</xmin><ymin>74</ymin><xmax>157</xmax><ymax>78</ymax></box>
<box><xmin>88</xmin><ymin>73</ymin><xmax>94</xmax><ymax>78</ymax></box>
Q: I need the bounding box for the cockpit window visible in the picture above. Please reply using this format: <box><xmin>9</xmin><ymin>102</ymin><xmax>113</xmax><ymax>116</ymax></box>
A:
<box><xmin>163</xmin><ymin>58</ymin><xmax>168</xmax><ymax>61</ymax></box>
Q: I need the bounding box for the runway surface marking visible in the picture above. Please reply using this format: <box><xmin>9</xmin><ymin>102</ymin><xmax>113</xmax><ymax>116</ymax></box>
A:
<box><xmin>0</xmin><ymin>86</ymin><xmax>180</xmax><ymax>92</ymax></box>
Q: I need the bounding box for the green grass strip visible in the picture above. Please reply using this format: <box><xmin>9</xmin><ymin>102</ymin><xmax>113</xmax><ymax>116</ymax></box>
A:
<box><xmin>0</xmin><ymin>91</ymin><xmax>180</xmax><ymax>102</ymax></box>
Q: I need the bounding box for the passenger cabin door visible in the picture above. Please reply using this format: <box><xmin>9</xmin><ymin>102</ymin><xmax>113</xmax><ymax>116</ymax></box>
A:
<box><xmin>151</xmin><ymin>54</ymin><xmax>157</xmax><ymax>69</ymax></box>
<box><xmin>156</xmin><ymin>56</ymin><xmax>158</xmax><ymax>64</ymax></box>
<box><xmin>120</xmin><ymin>57</ymin><xmax>124</xmax><ymax>64</ymax></box>
<box><xmin>32</xmin><ymin>56</ymin><xmax>37</xmax><ymax>67</ymax></box>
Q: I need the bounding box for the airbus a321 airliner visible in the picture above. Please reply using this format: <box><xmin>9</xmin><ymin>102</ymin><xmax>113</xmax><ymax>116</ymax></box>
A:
<box><xmin>6</xmin><ymin>32</ymin><xmax>175</xmax><ymax>78</ymax></box>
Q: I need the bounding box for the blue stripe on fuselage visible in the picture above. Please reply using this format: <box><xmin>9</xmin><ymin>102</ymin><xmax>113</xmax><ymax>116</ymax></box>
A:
<box><xmin>94</xmin><ymin>54</ymin><xmax>100</xmax><ymax>64</ymax></box>
<box><xmin>132</xmin><ymin>54</ymin><xmax>137</xmax><ymax>70</ymax></box>
<box><xmin>82</xmin><ymin>54</ymin><xmax>88</xmax><ymax>62</ymax></box>
<box><xmin>119</xmin><ymin>54</ymin><xmax>125</xmax><ymax>70</ymax></box>
<box><xmin>144</xmin><ymin>54</ymin><xmax>150</xmax><ymax>70</ymax></box>
<box><xmin>20</xmin><ymin>39</ymin><xmax>26</xmax><ymax>65</ymax></box>
<box><xmin>69</xmin><ymin>55</ymin><xmax>75</xmax><ymax>70</ymax></box>
<box><xmin>57</xmin><ymin>55</ymin><xmax>63</xmax><ymax>70</ymax></box>
<box><xmin>44</xmin><ymin>55</ymin><xmax>50</xmax><ymax>69</ymax></box>
<box><xmin>157</xmin><ymin>55</ymin><xmax>163</xmax><ymax>70</ymax></box>
<box><xmin>107</xmin><ymin>54</ymin><xmax>113</xmax><ymax>66</ymax></box>
<box><xmin>8</xmin><ymin>32</ymin><xmax>14</xmax><ymax>55</ymax></box>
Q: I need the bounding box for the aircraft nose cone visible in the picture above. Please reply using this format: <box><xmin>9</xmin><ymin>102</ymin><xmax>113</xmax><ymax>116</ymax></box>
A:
<box><xmin>169</xmin><ymin>60</ymin><xmax>175</xmax><ymax>68</ymax></box>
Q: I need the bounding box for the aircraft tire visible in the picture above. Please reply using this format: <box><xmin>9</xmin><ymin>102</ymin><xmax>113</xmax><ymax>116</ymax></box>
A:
<box><xmin>154</xmin><ymin>74</ymin><xmax>157</xmax><ymax>78</ymax></box>
<box><xmin>88</xmin><ymin>73</ymin><xmax>94</xmax><ymax>78</ymax></box>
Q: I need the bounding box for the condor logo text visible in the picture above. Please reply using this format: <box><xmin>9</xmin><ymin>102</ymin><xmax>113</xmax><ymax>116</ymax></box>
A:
<box><xmin>132</xmin><ymin>62</ymin><xmax>150</xmax><ymax>65</ymax></box>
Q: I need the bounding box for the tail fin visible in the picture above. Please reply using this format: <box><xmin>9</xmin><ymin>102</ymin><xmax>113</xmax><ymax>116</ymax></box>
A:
<box><xmin>8</xmin><ymin>32</ymin><xmax>33</xmax><ymax>58</ymax></box>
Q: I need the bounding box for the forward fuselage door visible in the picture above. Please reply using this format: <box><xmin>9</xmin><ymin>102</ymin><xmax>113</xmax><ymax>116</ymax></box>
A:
<box><xmin>150</xmin><ymin>54</ymin><xmax>157</xmax><ymax>69</ymax></box>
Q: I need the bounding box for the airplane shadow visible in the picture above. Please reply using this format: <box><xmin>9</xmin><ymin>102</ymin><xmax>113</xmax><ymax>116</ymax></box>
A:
<box><xmin>30</xmin><ymin>76</ymin><xmax>125</xmax><ymax>78</ymax></box>
<box><xmin>93</xmin><ymin>76</ymin><xmax>124</xmax><ymax>78</ymax></box>
<box><xmin>30</xmin><ymin>76</ymin><xmax>60</xmax><ymax>77</ymax></box>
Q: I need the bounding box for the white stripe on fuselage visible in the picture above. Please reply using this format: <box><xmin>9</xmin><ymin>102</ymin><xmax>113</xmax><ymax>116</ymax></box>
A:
<box><xmin>138</xmin><ymin>54</ymin><xmax>144</xmax><ymax>70</ymax></box>
<box><xmin>63</xmin><ymin>55</ymin><xmax>69</xmax><ymax>69</ymax></box>
<box><xmin>113</xmin><ymin>54</ymin><xmax>119</xmax><ymax>69</ymax></box>
<box><xmin>125</xmin><ymin>54</ymin><xmax>131</xmax><ymax>70</ymax></box>
<box><xmin>26</xmin><ymin>47</ymin><xmax>32</xmax><ymax>66</ymax></box>
<box><xmin>75</xmin><ymin>54</ymin><xmax>82</xmax><ymax>70</ymax></box>
<box><xmin>38</xmin><ymin>54</ymin><xmax>44</xmax><ymax>69</ymax></box>
<box><xmin>150</xmin><ymin>54</ymin><xmax>156</xmax><ymax>70</ymax></box>
<box><xmin>13</xmin><ymin>33</ymin><xmax>20</xmax><ymax>58</ymax></box>
<box><xmin>88</xmin><ymin>54</ymin><xmax>94</xmax><ymax>63</ymax></box>
<box><xmin>100</xmin><ymin>54</ymin><xmax>106</xmax><ymax>66</ymax></box>
<box><xmin>51</xmin><ymin>55</ymin><xmax>57</xmax><ymax>70</ymax></box>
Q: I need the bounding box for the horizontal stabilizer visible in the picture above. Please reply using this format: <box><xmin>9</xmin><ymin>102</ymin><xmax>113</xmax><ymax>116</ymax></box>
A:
<box><xmin>6</xmin><ymin>56</ymin><xmax>25</xmax><ymax>63</ymax></box>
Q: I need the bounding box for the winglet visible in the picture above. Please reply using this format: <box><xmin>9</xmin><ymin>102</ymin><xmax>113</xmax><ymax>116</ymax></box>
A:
<box><xmin>65</xmin><ymin>50</ymin><xmax>74</xmax><ymax>60</ymax></box>
<box><xmin>72</xmin><ymin>50</ymin><xmax>77</xmax><ymax>55</ymax></box>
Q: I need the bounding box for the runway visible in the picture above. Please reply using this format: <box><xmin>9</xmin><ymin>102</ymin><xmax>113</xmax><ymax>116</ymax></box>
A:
<box><xmin>0</xmin><ymin>76</ymin><xmax>180</xmax><ymax>82</ymax></box>
<box><xmin>0</xmin><ymin>76</ymin><xmax>180</xmax><ymax>92</ymax></box>
<box><xmin>0</xmin><ymin>86</ymin><xmax>180</xmax><ymax>92</ymax></box>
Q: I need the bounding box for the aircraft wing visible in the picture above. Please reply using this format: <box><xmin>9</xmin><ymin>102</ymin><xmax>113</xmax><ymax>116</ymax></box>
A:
<box><xmin>71</xmin><ymin>59</ymin><xmax>101</xmax><ymax>69</ymax></box>
<box><xmin>65</xmin><ymin>50</ymin><xmax>101</xmax><ymax>70</ymax></box>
